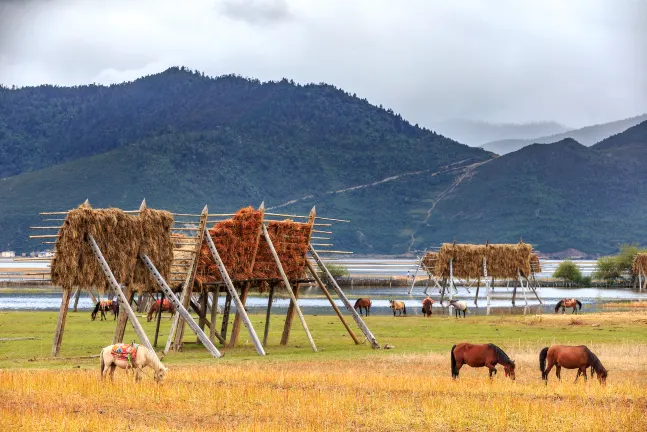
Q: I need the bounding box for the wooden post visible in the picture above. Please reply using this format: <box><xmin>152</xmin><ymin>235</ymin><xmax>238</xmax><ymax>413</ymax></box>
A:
<box><xmin>262</xmin><ymin>224</ymin><xmax>316</xmax><ymax>352</ymax></box>
<box><xmin>113</xmin><ymin>288</ymin><xmax>134</xmax><ymax>344</ymax></box>
<box><xmin>512</xmin><ymin>277</ymin><xmax>518</xmax><ymax>306</ymax></box>
<box><xmin>518</xmin><ymin>270</ymin><xmax>528</xmax><ymax>306</ymax></box>
<box><xmin>196</xmin><ymin>291</ymin><xmax>208</xmax><ymax>345</ymax></box>
<box><xmin>87</xmin><ymin>235</ymin><xmax>154</xmax><ymax>353</ymax></box>
<box><xmin>523</xmin><ymin>275</ymin><xmax>543</xmax><ymax>304</ymax></box>
<box><xmin>474</xmin><ymin>277</ymin><xmax>480</xmax><ymax>305</ymax></box>
<box><xmin>263</xmin><ymin>285</ymin><xmax>275</xmax><ymax>347</ymax></box>
<box><xmin>448</xmin><ymin>259</ymin><xmax>454</xmax><ymax>307</ymax></box>
<box><xmin>51</xmin><ymin>288</ymin><xmax>72</xmax><ymax>356</ymax></box>
<box><xmin>154</xmin><ymin>292</ymin><xmax>164</xmax><ymax>347</ymax></box>
<box><xmin>408</xmin><ymin>253</ymin><xmax>424</xmax><ymax>295</ymax></box>
<box><xmin>72</xmin><ymin>287</ymin><xmax>82</xmax><ymax>312</ymax></box>
<box><xmin>439</xmin><ymin>277</ymin><xmax>446</xmax><ymax>305</ymax></box>
<box><xmin>306</xmin><ymin>261</ymin><xmax>359</xmax><ymax>344</ymax></box>
<box><xmin>309</xmin><ymin>245</ymin><xmax>380</xmax><ymax>349</ymax></box>
<box><xmin>86</xmin><ymin>289</ymin><xmax>97</xmax><ymax>305</ymax></box>
<box><xmin>139</xmin><ymin>253</ymin><xmax>221</xmax><ymax>357</ymax></box>
<box><xmin>280</xmin><ymin>283</ymin><xmax>300</xmax><ymax>345</ymax></box>
<box><xmin>220</xmin><ymin>292</ymin><xmax>232</xmax><ymax>343</ymax></box>
<box><xmin>165</xmin><ymin>205</ymin><xmax>209</xmax><ymax>354</ymax></box>
<box><xmin>484</xmin><ymin>257</ymin><xmax>491</xmax><ymax>316</ymax></box>
<box><xmin>209</xmin><ymin>289</ymin><xmax>220</xmax><ymax>343</ymax></box>
<box><xmin>228</xmin><ymin>283</ymin><xmax>250</xmax><ymax>347</ymax></box>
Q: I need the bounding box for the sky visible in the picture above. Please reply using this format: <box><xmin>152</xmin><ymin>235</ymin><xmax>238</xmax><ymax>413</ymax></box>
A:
<box><xmin>0</xmin><ymin>0</ymin><xmax>645</xmax><ymax>128</ymax></box>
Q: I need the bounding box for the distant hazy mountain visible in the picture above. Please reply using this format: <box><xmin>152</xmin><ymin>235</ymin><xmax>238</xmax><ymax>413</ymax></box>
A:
<box><xmin>482</xmin><ymin>113</ymin><xmax>647</xmax><ymax>155</ymax></box>
<box><xmin>431</xmin><ymin>119</ymin><xmax>571</xmax><ymax>146</ymax></box>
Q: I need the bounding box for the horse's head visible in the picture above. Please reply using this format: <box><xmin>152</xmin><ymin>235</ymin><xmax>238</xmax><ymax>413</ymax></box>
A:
<box><xmin>91</xmin><ymin>311</ymin><xmax>97</xmax><ymax>321</ymax></box>
<box><xmin>154</xmin><ymin>365</ymin><xmax>168</xmax><ymax>384</ymax></box>
<box><xmin>504</xmin><ymin>360</ymin><xmax>516</xmax><ymax>380</ymax></box>
<box><xmin>597</xmin><ymin>368</ymin><xmax>608</xmax><ymax>385</ymax></box>
<box><xmin>388</xmin><ymin>300</ymin><xmax>394</xmax><ymax>308</ymax></box>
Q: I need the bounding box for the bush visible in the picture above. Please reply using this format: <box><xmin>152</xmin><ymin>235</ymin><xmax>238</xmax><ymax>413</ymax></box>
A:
<box><xmin>553</xmin><ymin>260</ymin><xmax>582</xmax><ymax>283</ymax></box>
<box><xmin>325</xmin><ymin>264</ymin><xmax>349</xmax><ymax>278</ymax></box>
<box><xmin>593</xmin><ymin>243</ymin><xmax>647</xmax><ymax>281</ymax></box>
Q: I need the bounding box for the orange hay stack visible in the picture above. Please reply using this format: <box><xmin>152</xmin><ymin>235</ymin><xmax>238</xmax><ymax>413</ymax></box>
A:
<box><xmin>195</xmin><ymin>207</ymin><xmax>264</xmax><ymax>286</ymax></box>
<box><xmin>252</xmin><ymin>220</ymin><xmax>313</xmax><ymax>282</ymax></box>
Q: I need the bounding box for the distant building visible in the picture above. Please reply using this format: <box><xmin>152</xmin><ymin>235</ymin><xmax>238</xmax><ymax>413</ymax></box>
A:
<box><xmin>1</xmin><ymin>251</ymin><xmax>16</xmax><ymax>258</ymax></box>
<box><xmin>37</xmin><ymin>251</ymin><xmax>55</xmax><ymax>258</ymax></box>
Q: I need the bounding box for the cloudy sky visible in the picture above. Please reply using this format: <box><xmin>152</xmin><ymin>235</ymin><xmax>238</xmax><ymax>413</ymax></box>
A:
<box><xmin>0</xmin><ymin>0</ymin><xmax>645</xmax><ymax>128</ymax></box>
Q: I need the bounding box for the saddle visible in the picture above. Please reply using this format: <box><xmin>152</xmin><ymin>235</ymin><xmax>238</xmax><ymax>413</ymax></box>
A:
<box><xmin>100</xmin><ymin>300</ymin><xmax>112</xmax><ymax>308</ymax></box>
<box><xmin>110</xmin><ymin>343</ymin><xmax>139</xmax><ymax>363</ymax></box>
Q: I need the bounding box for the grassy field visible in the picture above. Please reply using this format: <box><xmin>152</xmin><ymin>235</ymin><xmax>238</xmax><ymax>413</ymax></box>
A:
<box><xmin>1</xmin><ymin>310</ymin><xmax>647</xmax><ymax>430</ymax></box>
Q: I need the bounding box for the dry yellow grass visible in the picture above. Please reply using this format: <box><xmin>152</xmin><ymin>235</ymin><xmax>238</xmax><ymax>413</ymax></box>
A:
<box><xmin>1</xmin><ymin>347</ymin><xmax>646</xmax><ymax>431</ymax></box>
<box><xmin>603</xmin><ymin>301</ymin><xmax>647</xmax><ymax>309</ymax></box>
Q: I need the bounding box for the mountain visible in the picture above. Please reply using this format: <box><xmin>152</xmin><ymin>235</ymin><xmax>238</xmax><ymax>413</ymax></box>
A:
<box><xmin>0</xmin><ymin>67</ymin><xmax>492</xmax><ymax>253</ymax></box>
<box><xmin>430</xmin><ymin>119</ymin><xmax>571</xmax><ymax>147</ymax></box>
<box><xmin>482</xmin><ymin>114</ymin><xmax>647</xmax><ymax>155</ymax></box>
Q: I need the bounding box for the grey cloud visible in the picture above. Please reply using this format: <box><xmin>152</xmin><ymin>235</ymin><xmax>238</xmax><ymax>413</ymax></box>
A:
<box><xmin>217</xmin><ymin>0</ymin><xmax>292</xmax><ymax>25</ymax></box>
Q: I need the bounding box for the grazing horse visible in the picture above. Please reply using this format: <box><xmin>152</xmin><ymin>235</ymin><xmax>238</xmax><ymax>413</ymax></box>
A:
<box><xmin>555</xmin><ymin>298</ymin><xmax>582</xmax><ymax>314</ymax></box>
<box><xmin>147</xmin><ymin>299</ymin><xmax>176</xmax><ymax>322</ymax></box>
<box><xmin>539</xmin><ymin>345</ymin><xmax>607</xmax><ymax>385</ymax></box>
<box><xmin>91</xmin><ymin>300</ymin><xmax>119</xmax><ymax>321</ymax></box>
<box><xmin>389</xmin><ymin>300</ymin><xmax>407</xmax><ymax>316</ymax></box>
<box><xmin>100</xmin><ymin>343</ymin><xmax>167</xmax><ymax>383</ymax></box>
<box><xmin>449</xmin><ymin>299</ymin><xmax>468</xmax><ymax>318</ymax></box>
<box><xmin>421</xmin><ymin>297</ymin><xmax>434</xmax><ymax>317</ymax></box>
<box><xmin>353</xmin><ymin>298</ymin><xmax>372</xmax><ymax>316</ymax></box>
<box><xmin>451</xmin><ymin>343</ymin><xmax>516</xmax><ymax>380</ymax></box>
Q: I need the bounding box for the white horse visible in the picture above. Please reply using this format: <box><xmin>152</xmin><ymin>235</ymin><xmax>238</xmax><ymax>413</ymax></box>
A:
<box><xmin>449</xmin><ymin>299</ymin><xmax>468</xmax><ymax>318</ymax></box>
<box><xmin>100</xmin><ymin>343</ymin><xmax>167</xmax><ymax>383</ymax></box>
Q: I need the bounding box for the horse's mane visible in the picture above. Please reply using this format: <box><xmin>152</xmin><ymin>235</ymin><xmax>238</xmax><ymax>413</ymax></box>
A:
<box><xmin>584</xmin><ymin>347</ymin><xmax>606</xmax><ymax>374</ymax></box>
<box><xmin>488</xmin><ymin>344</ymin><xmax>512</xmax><ymax>365</ymax></box>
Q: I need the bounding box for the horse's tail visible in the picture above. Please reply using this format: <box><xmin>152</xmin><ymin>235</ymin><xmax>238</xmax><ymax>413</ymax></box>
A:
<box><xmin>576</xmin><ymin>300</ymin><xmax>582</xmax><ymax>310</ymax></box>
<box><xmin>554</xmin><ymin>300</ymin><xmax>563</xmax><ymax>313</ymax></box>
<box><xmin>100</xmin><ymin>348</ymin><xmax>105</xmax><ymax>375</ymax></box>
<box><xmin>403</xmin><ymin>303</ymin><xmax>407</xmax><ymax>314</ymax></box>
<box><xmin>539</xmin><ymin>347</ymin><xmax>549</xmax><ymax>376</ymax></box>
<box><xmin>451</xmin><ymin>345</ymin><xmax>458</xmax><ymax>378</ymax></box>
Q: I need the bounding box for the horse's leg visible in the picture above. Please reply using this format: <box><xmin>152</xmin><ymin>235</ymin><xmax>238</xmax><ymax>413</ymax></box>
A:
<box><xmin>574</xmin><ymin>369</ymin><xmax>581</xmax><ymax>383</ymax></box>
<box><xmin>555</xmin><ymin>364</ymin><xmax>561</xmax><ymax>381</ymax></box>
<box><xmin>583</xmin><ymin>368</ymin><xmax>588</xmax><ymax>382</ymax></box>
<box><xmin>543</xmin><ymin>357</ymin><xmax>555</xmax><ymax>382</ymax></box>
<box><xmin>109</xmin><ymin>364</ymin><xmax>117</xmax><ymax>382</ymax></box>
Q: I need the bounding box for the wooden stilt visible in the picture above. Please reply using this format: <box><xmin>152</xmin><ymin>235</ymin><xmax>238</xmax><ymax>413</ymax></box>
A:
<box><xmin>228</xmin><ymin>283</ymin><xmax>250</xmax><ymax>347</ymax></box>
<box><xmin>440</xmin><ymin>278</ymin><xmax>446</xmax><ymax>305</ymax></box>
<box><xmin>86</xmin><ymin>289</ymin><xmax>97</xmax><ymax>305</ymax></box>
<box><xmin>523</xmin><ymin>276</ymin><xmax>543</xmax><ymax>303</ymax></box>
<box><xmin>483</xmin><ymin>257</ymin><xmax>491</xmax><ymax>315</ymax></box>
<box><xmin>72</xmin><ymin>287</ymin><xmax>82</xmax><ymax>312</ymax></box>
<box><xmin>220</xmin><ymin>292</ymin><xmax>232</xmax><ymax>343</ymax></box>
<box><xmin>262</xmin><ymin>224</ymin><xmax>316</xmax><ymax>352</ymax></box>
<box><xmin>113</xmin><ymin>288</ymin><xmax>134</xmax><ymax>344</ymax></box>
<box><xmin>154</xmin><ymin>291</ymin><xmax>164</xmax><ymax>347</ymax></box>
<box><xmin>306</xmin><ymin>261</ymin><xmax>359</xmax><ymax>344</ymax></box>
<box><xmin>209</xmin><ymin>289</ymin><xmax>220</xmax><ymax>344</ymax></box>
<box><xmin>263</xmin><ymin>285</ymin><xmax>275</xmax><ymax>347</ymax></box>
<box><xmin>280</xmin><ymin>283</ymin><xmax>299</xmax><ymax>345</ymax></box>
<box><xmin>51</xmin><ymin>288</ymin><xmax>72</xmax><ymax>356</ymax></box>
<box><xmin>642</xmin><ymin>266</ymin><xmax>647</xmax><ymax>291</ymax></box>
<box><xmin>196</xmin><ymin>291</ymin><xmax>208</xmax><ymax>345</ymax></box>
<box><xmin>512</xmin><ymin>277</ymin><xmax>518</xmax><ymax>306</ymax></box>
<box><xmin>474</xmin><ymin>277</ymin><xmax>480</xmax><ymax>305</ymax></box>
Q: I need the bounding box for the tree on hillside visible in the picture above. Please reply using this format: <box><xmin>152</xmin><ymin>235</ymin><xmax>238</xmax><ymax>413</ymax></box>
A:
<box><xmin>553</xmin><ymin>260</ymin><xmax>582</xmax><ymax>283</ymax></box>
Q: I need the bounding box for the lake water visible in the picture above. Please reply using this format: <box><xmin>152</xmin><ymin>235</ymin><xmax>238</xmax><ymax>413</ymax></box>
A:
<box><xmin>1</xmin><ymin>285</ymin><xmax>646</xmax><ymax>316</ymax></box>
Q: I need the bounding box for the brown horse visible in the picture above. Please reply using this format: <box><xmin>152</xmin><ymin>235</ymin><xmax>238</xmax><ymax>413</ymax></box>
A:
<box><xmin>147</xmin><ymin>299</ymin><xmax>176</xmax><ymax>322</ymax></box>
<box><xmin>421</xmin><ymin>297</ymin><xmax>434</xmax><ymax>317</ymax></box>
<box><xmin>91</xmin><ymin>300</ymin><xmax>119</xmax><ymax>321</ymax></box>
<box><xmin>451</xmin><ymin>343</ymin><xmax>516</xmax><ymax>380</ymax></box>
<box><xmin>555</xmin><ymin>298</ymin><xmax>582</xmax><ymax>314</ymax></box>
<box><xmin>539</xmin><ymin>345</ymin><xmax>607</xmax><ymax>385</ymax></box>
<box><xmin>389</xmin><ymin>300</ymin><xmax>407</xmax><ymax>316</ymax></box>
<box><xmin>353</xmin><ymin>298</ymin><xmax>372</xmax><ymax>316</ymax></box>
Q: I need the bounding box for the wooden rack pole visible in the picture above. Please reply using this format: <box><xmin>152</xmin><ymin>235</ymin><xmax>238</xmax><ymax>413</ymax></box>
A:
<box><xmin>309</xmin><ymin>245</ymin><xmax>379</xmax><ymax>349</ymax></box>
<box><xmin>154</xmin><ymin>291</ymin><xmax>164</xmax><ymax>347</ymax></box>
<box><xmin>139</xmin><ymin>254</ymin><xmax>221</xmax><ymax>357</ymax></box>
<box><xmin>51</xmin><ymin>289</ymin><xmax>72</xmax><ymax>356</ymax></box>
<box><xmin>306</xmin><ymin>260</ymin><xmax>360</xmax><ymax>344</ymax></box>
<box><xmin>261</xmin><ymin>224</ymin><xmax>316</xmax><ymax>352</ymax></box>
<box><xmin>204</xmin><ymin>226</ymin><xmax>265</xmax><ymax>355</ymax></box>
<box><xmin>408</xmin><ymin>253</ymin><xmax>425</xmax><ymax>295</ymax></box>
<box><xmin>210</xmin><ymin>289</ymin><xmax>220</xmax><ymax>344</ymax></box>
<box><xmin>263</xmin><ymin>285</ymin><xmax>275</xmax><ymax>347</ymax></box>
<box><xmin>484</xmin><ymin>257</ymin><xmax>491</xmax><ymax>316</ymax></box>
<box><xmin>87</xmin><ymin>234</ymin><xmax>154</xmax><ymax>353</ymax></box>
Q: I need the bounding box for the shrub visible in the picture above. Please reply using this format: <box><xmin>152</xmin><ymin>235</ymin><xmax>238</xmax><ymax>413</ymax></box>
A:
<box><xmin>553</xmin><ymin>260</ymin><xmax>582</xmax><ymax>283</ymax></box>
<box><xmin>325</xmin><ymin>264</ymin><xmax>349</xmax><ymax>278</ymax></box>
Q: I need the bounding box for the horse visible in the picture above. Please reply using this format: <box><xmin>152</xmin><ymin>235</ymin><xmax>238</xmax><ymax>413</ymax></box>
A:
<box><xmin>555</xmin><ymin>298</ymin><xmax>582</xmax><ymax>314</ymax></box>
<box><xmin>539</xmin><ymin>345</ymin><xmax>607</xmax><ymax>385</ymax></box>
<box><xmin>421</xmin><ymin>297</ymin><xmax>434</xmax><ymax>317</ymax></box>
<box><xmin>353</xmin><ymin>298</ymin><xmax>372</xmax><ymax>316</ymax></box>
<box><xmin>449</xmin><ymin>299</ymin><xmax>468</xmax><ymax>318</ymax></box>
<box><xmin>389</xmin><ymin>300</ymin><xmax>407</xmax><ymax>316</ymax></box>
<box><xmin>100</xmin><ymin>343</ymin><xmax>167</xmax><ymax>383</ymax></box>
<box><xmin>147</xmin><ymin>298</ymin><xmax>176</xmax><ymax>322</ymax></box>
<box><xmin>451</xmin><ymin>343</ymin><xmax>516</xmax><ymax>380</ymax></box>
<box><xmin>91</xmin><ymin>300</ymin><xmax>119</xmax><ymax>321</ymax></box>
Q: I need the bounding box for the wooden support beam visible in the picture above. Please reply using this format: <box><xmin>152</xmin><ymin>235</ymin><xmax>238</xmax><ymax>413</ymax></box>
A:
<box><xmin>263</xmin><ymin>285</ymin><xmax>275</xmax><ymax>347</ymax></box>
<box><xmin>197</xmin><ymin>291</ymin><xmax>208</xmax><ymax>345</ymax></box>
<box><xmin>306</xmin><ymin>261</ymin><xmax>359</xmax><ymax>344</ymax></box>
<box><xmin>72</xmin><ymin>287</ymin><xmax>82</xmax><ymax>312</ymax></box>
<box><xmin>210</xmin><ymin>289</ymin><xmax>222</xmax><ymax>344</ymax></box>
<box><xmin>262</xmin><ymin>224</ymin><xmax>316</xmax><ymax>352</ymax></box>
<box><xmin>113</xmin><ymin>289</ymin><xmax>134</xmax><ymax>344</ymax></box>
<box><xmin>228</xmin><ymin>283</ymin><xmax>250</xmax><ymax>347</ymax></box>
<box><xmin>51</xmin><ymin>289</ymin><xmax>72</xmax><ymax>356</ymax></box>
<box><xmin>512</xmin><ymin>277</ymin><xmax>518</xmax><ymax>306</ymax></box>
<box><xmin>154</xmin><ymin>291</ymin><xmax>164</xmax><ymax>347</ymax></box>
<box><xmin>220</xmin><ymin>292</ymin><xmax>232</xmax><ymax>343</ymax></box>
<box><xmin>309</xmin><ymin>246</ymin><xmax>379</xmax><ymax>349</ymax></box>
<box><xmin>280</xmin><ymin>283</ymin><xmax>300</xmax><ymax>346</ymax></box>
<box><xmin>86</xmin><ymin>289</ymin><xmax>97</xmax><ymax>305</ymax></box>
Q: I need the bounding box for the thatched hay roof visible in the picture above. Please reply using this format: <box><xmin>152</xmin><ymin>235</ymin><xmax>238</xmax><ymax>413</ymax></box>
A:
<box><xmin>422</xmin><ymin>252</ymin><xmax>439</xmax><ymax>276</ymax></box>
<box><xmin>436</xmin><ymin>243</ymin><xmax>532</xmax><ymax>279</ymax></box>
<box><xmin>633</xmin><ymin>253</ymin><xmax>647</xmax><ymax>274</ymax></box>
<box><xmin>51</xmin><ymin>205</ymin><xmax>174</xmax><ymax>292</ymax></box>
<box><xmin>252</xmin><ymin>220</ymin><xmax>313</xmax><ymax>283</ymax></box>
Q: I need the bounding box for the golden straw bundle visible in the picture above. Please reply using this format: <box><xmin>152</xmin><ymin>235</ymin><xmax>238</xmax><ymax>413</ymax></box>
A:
<box><xmin>436</xmin><ymin>242</ymin><xmax>532</xmax><ymax>279</ymax></box>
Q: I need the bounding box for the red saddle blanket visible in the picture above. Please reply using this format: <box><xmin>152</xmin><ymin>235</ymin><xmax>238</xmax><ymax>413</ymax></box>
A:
<box><xmin>100</xmin><ymin>300</ymin><xmax>113</xmax><ymax>308</ymax></box>
<box><xmin>110</xmin><ymin>343</ymin><xmax>138</xmax><ymax>362</ymax></box>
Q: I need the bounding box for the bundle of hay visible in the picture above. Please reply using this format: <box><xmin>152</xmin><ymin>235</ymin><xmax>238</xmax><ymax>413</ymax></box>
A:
<box><xmin>633</xmin><ymin>253</ymin><xmax>647</xmax><ymax>275</ymax></box>
<box><xmin>51</xmin><ymin>204</ymin><xmax>174</xmax><ymax>293</ymax></box>
<box><xmin>436</xmin><ymin>242</ymin><xmax>532</xmax><ymax>279</ymax></box>
<box><xmin>422</xmin><ymin>252</ymin><xmax>439</xmax><ymax>276</ymax></box>
<box><xmin>529</xmin><ymin>253</ymin><xmax>542</xmax><ymax>274</ymax></box>
<box><xmin>252</xmin><ymin>220</ymin><xmax>313</xmax><ymax>285</ymax></box>
<box><xmin>195</xmin><ymin>207</ymin><xmax>264</xmax><ymax>286</ymax></box>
